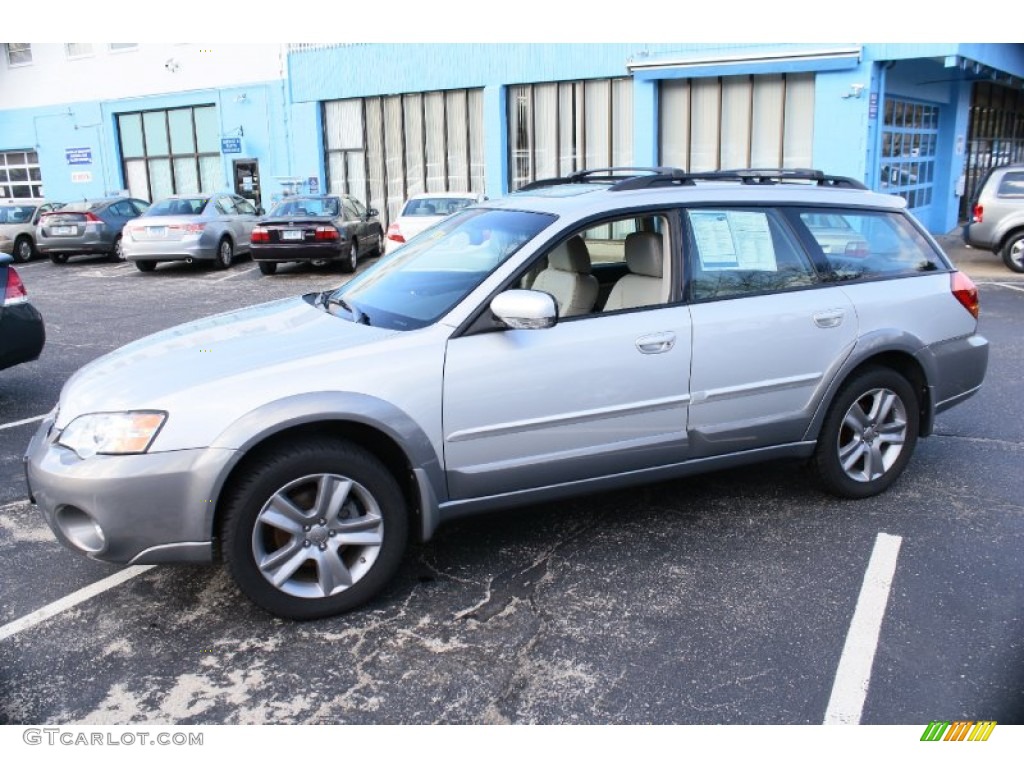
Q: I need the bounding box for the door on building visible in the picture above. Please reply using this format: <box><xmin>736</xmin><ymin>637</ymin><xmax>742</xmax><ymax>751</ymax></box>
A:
<box><xmin>233</xmin><ymin>159</ymin><xmax>262</xmax><ymax>211</ymax></box>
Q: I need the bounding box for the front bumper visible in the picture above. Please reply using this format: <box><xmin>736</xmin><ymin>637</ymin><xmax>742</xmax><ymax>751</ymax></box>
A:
<box><xmin>24</xmin><ymin>414</ymin><xmax>237</xmax><ymax>565</ymax></box>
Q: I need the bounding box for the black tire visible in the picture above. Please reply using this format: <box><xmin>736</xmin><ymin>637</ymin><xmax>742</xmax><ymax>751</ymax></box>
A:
<box><xmin>258</xmin><ymin>261</ymin><xmax>278</xmax><ymax>276</ymax></box>
<box><xmin>215</xmin><ymin>238</ymin><xmax>233</xmax><ymax>270</ymax></box>
<box><xmin>108</xmin><ymin>235</ymin><xmax>124</xmax><ymax>262</ymax></box>
<box><xmin>135</xmin><ymin>259</ymin><xmax>156</xmax><ymax>273</ymax></box>
<box><xmin>49</xmin><ymin>253</ymin><xmax>69</xmax><ymax>265</ymax></box>
<box><xmin>369</xmin><ymin>227</ymin><xmax>384</xmax><ymax>257</ymax></box>
<box><xmin>812</xmin><ymin>367</ymin><xmax>919</xmax><ymax>499</ymax></box>
<box><xmin>13</xmin><ymin>236</ymin><xmax>35</xmax><ymax>263</ymax></box>
<box><xmin>1001</xmin><ymin>231</ymin><xmax>1024</xmax><ymax>273</ymax></box>
<box><xmin>221</xmin><ymin>439</ymin><xmax>409</xmax><ymax>620</ymax></box>
<box><xmin>341</xmin><ymin>241</ymin><xmax>358</xmax><ymax>274</ymax></box>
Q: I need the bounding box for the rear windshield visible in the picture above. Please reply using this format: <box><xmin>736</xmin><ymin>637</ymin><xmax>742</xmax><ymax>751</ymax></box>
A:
<box><xmin>147</xmin><ymin>198</ymin><xmax>210</xmax><ymax>216</ymax></box>
<box><xmin>401</xmin><ymin>197</ymin><xmax>477</xmax><ymax>217</ymax></box>
<box><xmin>270</xmin><ymin>198</ymin><xmax>339</xmax><ymax>217</ymax></box>
<box><xmin>0</xmin><ymin>205</ymin><xmax>37</xmax><ymax>223</ymax></box>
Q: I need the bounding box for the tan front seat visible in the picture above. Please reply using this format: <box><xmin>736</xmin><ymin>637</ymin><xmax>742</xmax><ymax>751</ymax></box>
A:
<box><xmin>531</xmin><ymin>236</ymin><xmax>599</xmax><ymax>317</ymax></box>
<box><xmin>604</xmin><ymin>232</ymin><xmax>665</xmax><ymax>311</ymax></box>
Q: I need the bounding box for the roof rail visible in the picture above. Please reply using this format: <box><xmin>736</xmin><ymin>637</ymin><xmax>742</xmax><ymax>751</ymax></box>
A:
<box><xmin>515</xmin><ymin>166</ymin><xmax>869</xmax><ymax>192</ymax></box>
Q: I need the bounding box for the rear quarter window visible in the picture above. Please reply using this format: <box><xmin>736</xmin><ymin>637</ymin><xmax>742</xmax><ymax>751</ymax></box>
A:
<box><xmin>796</xmin><ymin>209</ymin><xmax>945</xmax><ymax>280</ymax></box>
<box><xmin>996</xmin><ymin>171</ymin><xmax>1024</xmax><ymax>197</ymax></box>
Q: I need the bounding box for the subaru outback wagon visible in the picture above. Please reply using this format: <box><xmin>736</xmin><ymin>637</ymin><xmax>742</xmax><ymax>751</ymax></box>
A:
<box><xmin>25</xmin><ymin>168</ymin><xmax>989</xmax><ymax>620</ymax></box>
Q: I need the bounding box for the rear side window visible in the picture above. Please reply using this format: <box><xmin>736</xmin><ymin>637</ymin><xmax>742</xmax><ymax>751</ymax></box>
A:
<box><xmin>797</xmin><ymin>209</ymin><xmax>944</xmax><ymax>280</ymax></box>
<box><xmin>996</xmin><ymin>172</ymin><xmax>1024</xmax><ymax>197</ymax></box>
<box><xmin>686</xmin><ymin>208</ymin><xmax>817</xmax><ymax>301</ymax></box>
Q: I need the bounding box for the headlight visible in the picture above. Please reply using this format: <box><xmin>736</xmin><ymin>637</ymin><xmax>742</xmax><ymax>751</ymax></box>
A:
<box><xmin>57</xmin><ymin>411</ymin><xmax>167</xmax><ymax>459</ymax></box>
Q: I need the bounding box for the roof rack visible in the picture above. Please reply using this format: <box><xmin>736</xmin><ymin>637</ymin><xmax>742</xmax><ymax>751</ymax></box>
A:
<box><xmin>515</xmin><ymin>166</ymin><xmax>868</xmax><ymax>192</ymax></box>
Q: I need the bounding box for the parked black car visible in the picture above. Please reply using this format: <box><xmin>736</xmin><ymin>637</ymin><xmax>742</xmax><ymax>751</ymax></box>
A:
<box><xmin>37</xmin><ymin>197</ymin><xmax>150</xmax><ymax>263</ymax></box>
<box><xmin>250</xmin><ymin>195</ymin><xmax>383</xmax><ymax>275</ymax></box>
<box><xmin>0</xmin><ymin>254</ymin><xmax>45</xmax><ymax>371</ymax></box>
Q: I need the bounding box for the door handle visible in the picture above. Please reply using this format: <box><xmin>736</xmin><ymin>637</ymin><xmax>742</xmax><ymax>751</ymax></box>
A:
<box><xmin>636</xmin><ymin>332</ymin><xmax>676</xmax><ymax>354</ymax></box>
<box><xmin>813</xmin><ymin>309</ymin><xmax>846</xmax><ymax>329</ymax></box>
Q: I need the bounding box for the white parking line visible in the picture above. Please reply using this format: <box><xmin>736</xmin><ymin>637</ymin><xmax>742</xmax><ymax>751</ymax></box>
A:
<box><xmin>0</xmin><ymin>565</ymin><xmax>155</xmax><ymax>642</ymax></box>
<box><xmin>0</xmin><ymin>414</ymin><xmax>45</xmax><ymax>431</ymax></box>
<box><xmin>209</xmin><ymin>265</ymin><xmax>257</xmax><ymax>283</ymax></box>
<box><xmin>991</xmin><ymin>282</ymin><xmax>1024</xmax><ymax>293</ymax></box>
<box><xmin>823</xmin><ymin>532</ymin><xmax>903</xmax><ymax>724</ymax></box>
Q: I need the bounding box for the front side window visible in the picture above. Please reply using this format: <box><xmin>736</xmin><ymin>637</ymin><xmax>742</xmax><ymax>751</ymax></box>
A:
<box><xmin>797</xmin><ymin>209</ymin><xmax>945</xmax><ymax>280</ymax></box>
<box><xmin>686</xmin><ymin>208</ymin><xmax>817</xmax><ymax>300</ymax></box>
<box><xmin>329</xmin><ymin>208</ymin><xmax>554</xmax><ymax>330</ymax></box>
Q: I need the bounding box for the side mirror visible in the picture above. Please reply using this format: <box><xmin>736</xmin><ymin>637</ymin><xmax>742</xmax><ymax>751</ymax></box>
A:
<box><xmin>256</xmin><ymin>207</ymin><xmax>265</xmax><ymax>216</ymax></box>
<box><xmin>490</xmin><ymin>289</ymin><xmax>557</xmax><ymax>330</ymax></box>
<box><xmin>367</xmin><ymin>208</ymin><xmax>379</xmax><ymax>218</ymax></box>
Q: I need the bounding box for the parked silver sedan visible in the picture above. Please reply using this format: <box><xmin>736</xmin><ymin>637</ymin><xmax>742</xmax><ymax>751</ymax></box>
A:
<box><xmin>122</xmin><ymin>193</ymin><xmax>262</xmax><ymax>272</ymax></box>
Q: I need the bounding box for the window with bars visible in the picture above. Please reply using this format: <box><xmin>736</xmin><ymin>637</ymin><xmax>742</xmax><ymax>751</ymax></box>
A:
<box><xmin>5</xmin><ymin>44</ymin><xmax>32</xmax><ymax>66</ymax></box>
<box><xmin>65</xmin><ymin>44</ymin><xmax>94</xmax><ymax>59</ymax></box>
<box><xmin>323</xmin><ymin>88</ymin><xmax>484</xmax><ymax>228</ymax></box>
<box><xmin>0</xmin><ymin>151</ymin><xmax>43</xmax><ymax>198</ymax></box>
<box><xmin>507</xmin><ymin>78</ymin><xmax>633</xmax><ymax>190</ymax></box>
<box><xmin>962</xmin><ymin>82</ymin><xmax>1024</xmax><ymax>218</ymax></box>
<box><xmin>879</xmin><ymin>97</ymin><xmax>939</xmax><ymax>211</ymax></box>
<box><xmin>116</xmin><ymin>106</ymin><xmax>224</xmax><ymax>202</ymax></box>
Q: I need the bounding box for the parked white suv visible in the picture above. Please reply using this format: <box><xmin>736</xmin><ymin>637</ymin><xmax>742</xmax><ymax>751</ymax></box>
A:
<box><xmin>25</xmin><ymin>168</ymin><xmax>989</xmax><ymax>620</ymax></box>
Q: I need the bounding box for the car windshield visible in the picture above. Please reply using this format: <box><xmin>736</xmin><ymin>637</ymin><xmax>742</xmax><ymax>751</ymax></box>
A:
<box><xmin>147</xmin><ymin>198</ymin><xmax>210</xmax><ymax>216</ymax></box>
<box><xmin>270</xmin><ymin>198</ymin><xmax>339</xmax><ymax>217</ymax></box>
<box><xmin>327</xmin><ymin>208</ymin><xmax>554</xmax><ymax>330</ymax></box>
<box><xmin>402</xmin><ymin>197</ymin><xmax>476</xmax><ymax>217</ymax></box>
<box><xmin>0</xmin><ymin>205</ymin><xmax>36</xmax><ymax>224</ymax></box>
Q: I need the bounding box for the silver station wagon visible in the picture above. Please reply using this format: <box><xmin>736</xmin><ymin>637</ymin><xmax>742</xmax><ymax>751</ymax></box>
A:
<box><xmin>25</xmin><ymin>168</ymin><xmax>989</xmax><ymax>620</ymax></box>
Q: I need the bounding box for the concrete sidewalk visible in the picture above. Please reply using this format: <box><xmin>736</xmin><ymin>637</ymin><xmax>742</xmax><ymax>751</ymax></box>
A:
<box><xmin>934</xmin><ymin>230</ymin><xmax>1024</xmax><ymax>283</ymax></box>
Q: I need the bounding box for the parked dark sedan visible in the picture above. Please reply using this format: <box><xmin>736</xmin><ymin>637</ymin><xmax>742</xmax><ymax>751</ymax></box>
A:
<box><xmin>0</xmin><ymin>254</ymin><xmax>45</xmax><ymax>371</ymax></box>
<box><xmin>37</xmin><ymin>196</ymin><xmax>150</xmax><ymax>263</ymax></box>
<box><xmin>250</xmin><ymin>195</ymin><xmax>383</xmax><ymax>275</ymax></box>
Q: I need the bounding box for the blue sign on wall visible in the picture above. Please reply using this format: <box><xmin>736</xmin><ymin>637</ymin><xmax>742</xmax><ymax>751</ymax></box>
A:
<box><xmin>221</xmin><ymin>138</ymin><xmax>242</xmax><ymax>154</ymax></box>
<box><xmin>65</xmin><ymin>147</ymin><xmax>93</xmax><ymax>165</ymax></box>
<box><xmin>308</xmin><ymin>177</ymin><xmax>319</xmax><ymax>194</ymax></box>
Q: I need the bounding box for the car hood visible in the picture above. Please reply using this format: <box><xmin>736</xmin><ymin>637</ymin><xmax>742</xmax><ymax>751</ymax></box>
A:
<box><xmin>57</xmin><ymin>296</ymin><xmax>401</xmax><ymax>429</ymax></box>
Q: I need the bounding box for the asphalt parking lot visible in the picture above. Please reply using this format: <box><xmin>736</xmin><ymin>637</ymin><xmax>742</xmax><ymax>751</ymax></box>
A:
<box><xmin>0</xmin><ymin>248</ymin><xmax>1022</xmax><ymax>725</ymax></box>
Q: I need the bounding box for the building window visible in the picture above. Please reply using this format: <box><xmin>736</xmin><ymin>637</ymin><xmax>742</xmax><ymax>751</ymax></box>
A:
<box><xmin>116</xmin><ymin>106</ymin><xmax>224</xmax><ymax>202</ymax></box>
<box><xmin>5</xmin><ymin>44</ymin><xmax>32</xmax><ymax>67</ymax></box>
<box><xmin>879</xmin><ymin>97</ymin><xmax>939</xmax><ymax>211</ymax></box>
<box><xmin>508</xmin><ymin>77</ymin><xmax>633</xmax><ymax>190</ymax></box>
<box><xmin>962</xmin><ymin>81</ymin><xmax>1024</xmax><ymax>218</ymax></box>
<box><xmin>659</xmin><ymin>73</ymin><xmax>815</xmax><ymax>171</ymax></box>
<box><xmin>65</xmin><ymin>43</ymin><xmax>94</xmax><ymax>59</ymax></box>
<box><xmin>0</xmin><ymin>151</ymin><xmax>43</xmax><ymax>198</ymax></box>
<box><xmin>323</xmin><ymin>88</ymin><xmax>484</xmax><ymax>228</ymax></box>
<box><xmin>109</xmin><ymin>44</ymin><xmax>138</xmax><ymax>53</ymax></box>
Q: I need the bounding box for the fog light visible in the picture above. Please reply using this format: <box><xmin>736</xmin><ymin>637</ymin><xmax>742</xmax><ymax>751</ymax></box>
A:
<box><xmin>56</xmin><ymin>506</ymin><xmax>106</xmax><ymax>553</ymax></box>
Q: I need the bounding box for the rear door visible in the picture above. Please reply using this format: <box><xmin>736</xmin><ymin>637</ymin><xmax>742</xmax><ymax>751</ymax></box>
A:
<box><xmin>684</xmin><ymin>207</ymin><xmax>858</xmax><ymax>455</ymax></box>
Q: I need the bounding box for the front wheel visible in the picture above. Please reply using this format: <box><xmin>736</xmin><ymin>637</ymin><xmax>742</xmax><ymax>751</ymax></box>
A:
<box><xmin>1001</xmin><ymin>232</ymin><xmax>1024</xmax><ymax>273</ymax></box>
<box><xmin>811</xmin><ymin>367</ymin><xmax>919</xmax><ymax>499</ymax></box>
<box><xmin>108</xmin><ymin>235</ymin><xmax>124</xmax><ymax>262</ymax></box>
<box><xmin>257</xmin><ymin>261</ymin><xmax>278</xmax><ymax>276</ymax></box>
<box><xmin>221</xmin><ymin>439</ymin><xmax>409</xmax><ymax>620</ymax></box>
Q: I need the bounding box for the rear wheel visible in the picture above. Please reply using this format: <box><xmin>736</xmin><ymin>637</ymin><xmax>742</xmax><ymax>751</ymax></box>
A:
<box><xmin>221</xmin><ymin>439</ymin><xmax>409</xmax><ymax>620</ymax></box>
<box><xmin>49</xmin><ymin>253</ymin><xmax>69</xmax><ymax>265</ymax></box>
<box><xmin>13</xmin><ymin>236</ymin><xmax>35</xmax><ymax>263</ymax></box>
<box><xmin>258</xmin><ymin>261</ymin><xmax>278</xmax><ymax>275</ymax></box>
<box><xmin>216</xmin><ymin>238</ymin><xmax>234</xmax><ymax>270</ymax></box>
<box><xmin>108</xmin><ymin>235</ymin><xmax>124</xmax><ymax>262</ymax></box>
<box><xmin>135</xmin><ymin>259</ymin><xmax>156</xmax><ymax>273</ymax></box>
<box><xmin>341</xmin><ymin>241</ymin><xmax>358</xmax><ymax>273</ymax></box>
<box><xmin>1001</xmin><ymin>232</ymin><xmax>1024</xmax><ymax>273</ymax></box>
<box><xmin>812</xmin><ymin>367</ymin><xmax>919</xmax><ymax>498</ymax></box>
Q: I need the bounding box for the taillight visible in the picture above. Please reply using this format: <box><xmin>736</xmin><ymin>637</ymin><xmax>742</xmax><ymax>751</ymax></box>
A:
<box><xmin>251</xmin><ymin>227</ymin><xmax>269</xmax><ymax>243</ymax></box>
<box><xmin>3</xmin><ymin>267</ymin><xmax>29</xmax><ymax>306</ymax></box>
<box><xmin>83</xmin><ymin>212</ymin><xmax>103</xmax><ymax>223</ymax></box>
<box><xmin>972</xmin><ymin>204</ymin><xmax>983</xmax><ymax>224</ymax></box>
<box><xmin>314</xmin><ymin>226</ymin><xmax>339</xmax><ymax>241</ymax></box>
<box><xmin>386</xmin><ymin>223</ymin><xmax>404</xmax><ymax>243</ymax></box>
<box><xmin>951</xmin><ymin>271</ymin><xmax>979</xmax><ymax>319</ymax></box>
<box><xmin>182</xmin><ymin>223</ymin><xmax>205</xmax><ymax>234</ymax></box>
